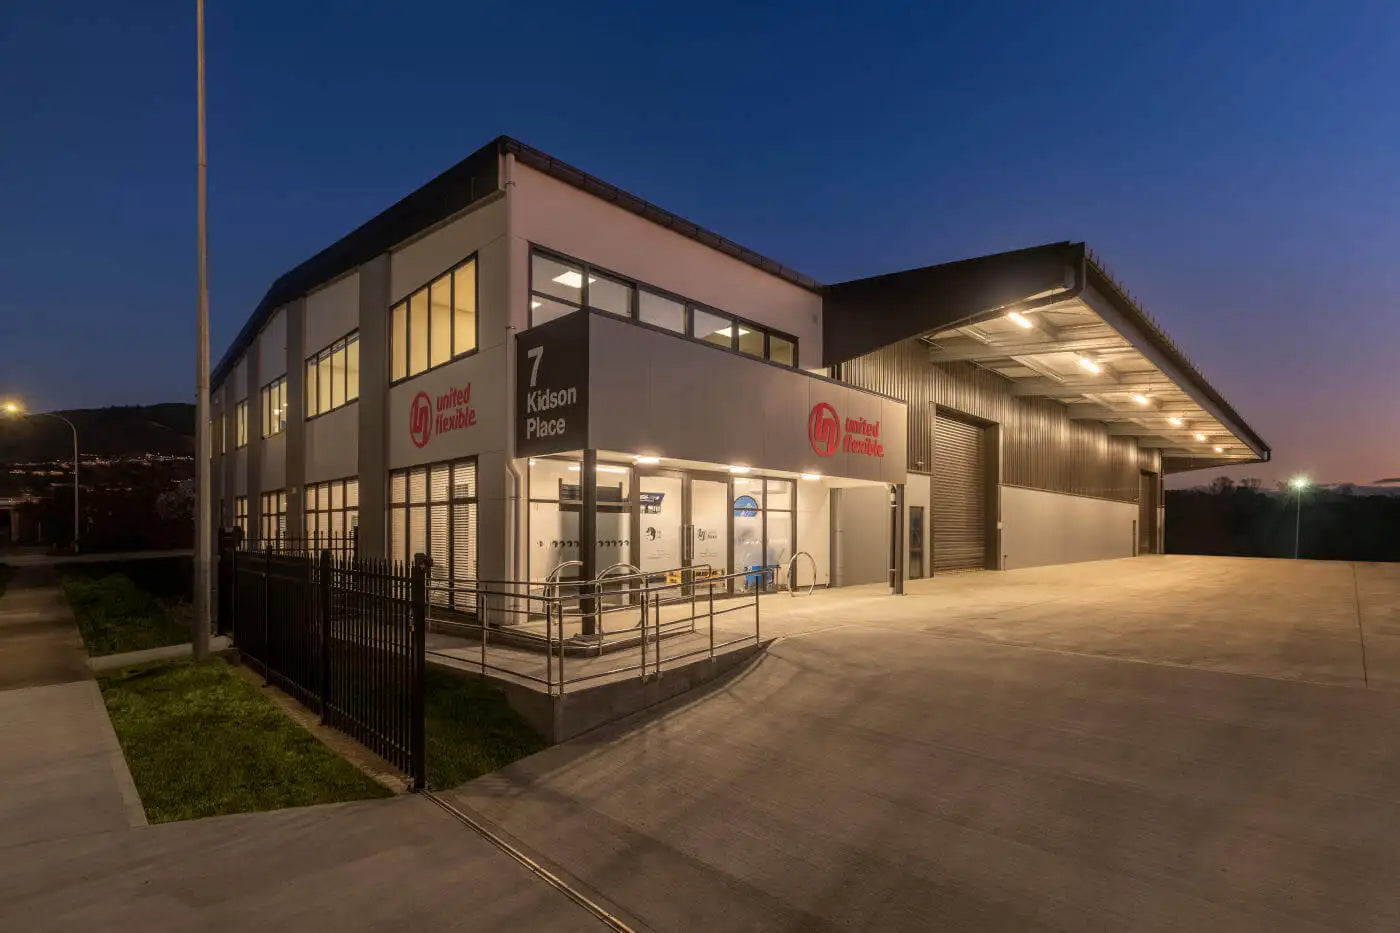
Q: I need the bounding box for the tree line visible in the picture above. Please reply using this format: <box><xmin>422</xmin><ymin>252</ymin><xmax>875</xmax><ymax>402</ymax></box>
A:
<box><xmin>1166</xmin><ymin>477</ymin><xmax>1400</xmax><ymax>562</ymax></box>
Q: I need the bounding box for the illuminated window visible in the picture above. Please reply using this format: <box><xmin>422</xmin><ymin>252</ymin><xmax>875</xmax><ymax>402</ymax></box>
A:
<box><xmin>389</xmin><ymin>256</ymin><xmax>478</xmax><ymax>382</ymax></box>
<box><xmin>304</xmin><ymin>477</ymin><xmax>359</xmax><ymax>553</ymax></box>
<box><xmin>234</xmin><ymin>400</ymin><xmax>249</xmax><ymax>448</ymax></box>
<box><xmin>234</xmin><ymin>495</ymin><xmax>248</xmax><ymax>537</ymax></box>
<box><xmin>528</xmin><ymin>247</ymin><xmax>797</xmax><ymax>366</ymax></box>
<box><xmin>260</xmin><ymin>377</ymin><xmax>287</xmax><ymax>438</ymax></box>
<box><xmin>305</xmin><ymin>333</ymin><xmax>360</xmax><ymax>418</ymax></box>
<box><xmin>389</xmin><ymin>458</ymin><xmax>477</xmax><ymax>607</ymax></box>
<box><xmin>259</xmin><ymin>489</ymin><xmax>287</xmax><ymax>544</ymax></box>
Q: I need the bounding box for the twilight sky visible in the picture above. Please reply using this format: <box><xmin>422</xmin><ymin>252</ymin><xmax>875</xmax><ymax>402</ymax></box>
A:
<box><xmin>2</xmin><ymin>1</ymin><xmax>1398</xmax><ymax>486</ymax></box>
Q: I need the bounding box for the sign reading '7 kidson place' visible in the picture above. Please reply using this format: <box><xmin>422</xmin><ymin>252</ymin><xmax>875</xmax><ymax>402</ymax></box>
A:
<box><xmin>515</xmin><ymin>311</ymin><xmax>589</xmax><ymax>457</ymax></box>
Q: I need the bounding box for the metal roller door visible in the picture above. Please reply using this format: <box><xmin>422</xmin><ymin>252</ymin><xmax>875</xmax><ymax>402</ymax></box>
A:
<box><xmin>934</xmin><ymin>415</ymin><xmax>986</xmax><ymax>572</ymax></box>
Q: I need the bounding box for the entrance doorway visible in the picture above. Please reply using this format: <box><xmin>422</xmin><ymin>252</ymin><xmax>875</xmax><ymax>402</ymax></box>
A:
<box><xmin>633</xmin><ymin>469</ymin><xmax>731</xmax><ymax>584</ymax></box>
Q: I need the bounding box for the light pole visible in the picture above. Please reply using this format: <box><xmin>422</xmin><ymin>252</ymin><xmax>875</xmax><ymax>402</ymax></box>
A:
<box><xmin>4</xmin><ymin>402</ymin><xmax>80</xmax><ymax>552</ymax></box>
<box><xmin>1289</xmin><ymin>476</ymin><xmax>1309</xmax><ymax>559</ymax></box>
<box><xmin>193</xmin><ymin>0</ymin><xmax>212</xmax><ymax>659</ymax></box>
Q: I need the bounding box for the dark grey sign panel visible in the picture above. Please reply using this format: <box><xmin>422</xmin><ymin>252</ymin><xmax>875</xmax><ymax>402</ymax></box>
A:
<box><xmin>516</xmin><ymin>311</ymin><xmax>590</xmax><ymax>457</ymax></box>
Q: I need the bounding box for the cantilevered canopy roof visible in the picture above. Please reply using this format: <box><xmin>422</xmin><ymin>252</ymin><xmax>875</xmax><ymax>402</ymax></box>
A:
<box><xmin>823</xmin><ymin>242</ymin><xmax>1269</xmax><ymax>471</ymax></box>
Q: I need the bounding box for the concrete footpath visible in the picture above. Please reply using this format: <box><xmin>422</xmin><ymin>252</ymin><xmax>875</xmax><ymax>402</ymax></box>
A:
<box><xmin>0</xmin><ymin>565</ymin><xmax>608</xmax><ymax>931</ymax></box>
<box><xmin>0</xmin><ymin>566</ymin><xmax>147</xmax><ymax>844</ymax></box>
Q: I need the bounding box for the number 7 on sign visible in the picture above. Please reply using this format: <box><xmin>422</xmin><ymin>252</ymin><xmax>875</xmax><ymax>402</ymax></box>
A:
<box><xmin>527</xmin><ymin>346</ymin><xmax>543</xmax><ymax>387</ymax></box>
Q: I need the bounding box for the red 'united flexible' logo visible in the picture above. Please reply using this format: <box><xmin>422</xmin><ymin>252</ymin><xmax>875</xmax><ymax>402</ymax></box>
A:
<box><xmin>409</xmin><ymin>392</ymin><xmax>433</xmax><ymax>448</ymax></box>
<box><xmin>808</xmin><ymin>402</ymin><xmax>841</xmax><ymax>456</ymax></box>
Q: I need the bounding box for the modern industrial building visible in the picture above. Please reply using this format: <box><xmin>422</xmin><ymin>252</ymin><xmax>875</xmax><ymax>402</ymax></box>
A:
<box><xmin>210</xmin><ymin>136</ymin><xmax>1269</xmax><ymax>592</ymax></box>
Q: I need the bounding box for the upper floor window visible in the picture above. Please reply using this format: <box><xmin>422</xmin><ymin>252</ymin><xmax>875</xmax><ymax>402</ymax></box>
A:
<box><xmin>235</xmin><ymin>399</ymin><xmax>249</xmax><ymax>448</ymax></box>
<box><xmin>390</xmin><ymin>257</ymin><xmax>477</xmax><ymax>383</ymax></box>
<box><xmin>260</xmin><ymin>376</ymin><xmax>287</xmax><ymax>438</ymax></box>
<box><xmin>305</xmin><ymin>333</ymin><xmax>360</xmax><ymax>418</ymax></box>
<box><xmin>528</xmin><ymin>248</ymin><xmax>798</xmax><ymax>366</ymax></box>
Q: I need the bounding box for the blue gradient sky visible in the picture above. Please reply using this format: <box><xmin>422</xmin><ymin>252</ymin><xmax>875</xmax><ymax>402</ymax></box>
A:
<box><xmin>2</xmin><ymin>1</ymin><xmax>1398</xmax><ymax>485</ymax></box>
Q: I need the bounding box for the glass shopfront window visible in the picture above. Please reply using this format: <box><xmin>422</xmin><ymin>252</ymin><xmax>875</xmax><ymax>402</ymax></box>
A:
<box><xmin>526</xmin><ymin>457</ymin><xmax>633</xmax><ymax>581</ymax></box>
<box><xmin>733</xmin><ymin>477</ymin><xmax>794</xmax><ymax>592</ymax></box>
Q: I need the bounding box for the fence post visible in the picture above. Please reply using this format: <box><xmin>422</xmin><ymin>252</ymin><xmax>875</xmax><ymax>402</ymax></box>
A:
<box><xmin>319</xmin><ymin>549</ymin><xmax>332</xmax><ymax>724</ymax></box>
<box><xmin>262</xmin><ymin>548</ymin><xmax>272</xmax><ymax>685</ymax></box>
<box><xmin>755</xmin><ymin>570</ymin><xmax>762</xmax><ymax>647</ymax></box>
<box><xmin>410</xmin><ymin>553</ymin><xmax>429</xmax><ymax>792</ymax></box>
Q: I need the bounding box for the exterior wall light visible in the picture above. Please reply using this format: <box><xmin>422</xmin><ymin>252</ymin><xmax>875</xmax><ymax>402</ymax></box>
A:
<box><xmin>728</xmin><ymin>465</ymin><xmax>751</xmax><ymax>474</ymax></box>
<box><xmin>800</xmin><ymin>473</ymin><xmax>821</xmax><ymax>481</ymax></box>
<box><xmin>634</xmin><ymin>456</ymin><xmax>660</xmax><ymax>465</ymax></box>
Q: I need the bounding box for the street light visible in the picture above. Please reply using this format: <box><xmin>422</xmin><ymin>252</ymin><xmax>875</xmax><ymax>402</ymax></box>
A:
<box><xmin>1289</xmin><ymin>476</ymin><xmax>1310</xmax><ymax>559</ymax></box>
<box><xmin>3</xmin><ymin>401</ymin><xmax>81</xmax><ymax>553</ymax></box>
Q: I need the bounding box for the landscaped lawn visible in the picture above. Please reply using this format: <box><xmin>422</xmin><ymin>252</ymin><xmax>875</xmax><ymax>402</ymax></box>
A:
<box><xmin>426</xmin><ymin>666</ymin><xmax>546</xmax><ymax>790</ymax></box>
<box><xmin>61</xmin><ymin>570</ymin><xmax>190</xmax><ymax>656</ymax></box>
<box><xmin>100</xmin><ymin>658</ymin><xmax>390</xmax><ymax>823</ymax></box>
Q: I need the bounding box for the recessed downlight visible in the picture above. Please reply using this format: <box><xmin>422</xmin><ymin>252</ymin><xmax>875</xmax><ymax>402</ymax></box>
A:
<box><xmin>1194</xmin><ymin>433</ymin><xmax>1207</xmax><ymax>442</ymax></box>
<box><xmin>1007</xmin><ymin>311</ymin><xmax>1033</xmax><ymax>329</ymax></box>
<box><xmin>800</xmin><ymin>473</ymin><xmax>821</xmax><ymax>481</ymax></box>
<box><xmin>634</xmin><ymin>456</ymin><xmax>661</xmax><ymax>465</ymax></box>
<box><xmin>1131</xmin><ymin>393</ymin><xmax>1150</xmax><ymax>406</ymax></box>
<box><xmin>1077</xmin><ymin>357</ymin><xmax>1102</xmax><ymax>374</ymax></box>
<box><xmin>1168</xmin><ymin>416</ymin><xmax>1184</xmax><ymax>427</ymax></box>
<box><xmin>728</xmin><ymin>465</ymin><xmax>751</xmax><ymax>474</ymax></box>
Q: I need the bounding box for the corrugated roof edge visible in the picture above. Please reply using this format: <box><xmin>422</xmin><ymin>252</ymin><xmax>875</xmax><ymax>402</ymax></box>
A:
<box><xmin>1084</xmin><ymin>249</ymin><xmax>1270</xmax><ymax>460</ymax></box>
<box><xmin>213</xmin><ymin>135</ymin><xmax>821</xmax><ymax>389</ymax></box>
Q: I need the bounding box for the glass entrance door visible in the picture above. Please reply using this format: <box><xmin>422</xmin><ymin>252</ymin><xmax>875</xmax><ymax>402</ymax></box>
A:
<box><xmin>636</xmin><ymin>471</ymin><xmax>684</xmax><ymax>577</ymax></box>
<box><xmin>688</xmin><ymin>476</ymin><xmax>729</xmax><ymax>585</ymax></box>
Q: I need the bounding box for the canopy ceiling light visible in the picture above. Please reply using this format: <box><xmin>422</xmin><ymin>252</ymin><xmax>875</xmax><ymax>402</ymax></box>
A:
<box><xmin>1077</xmin><ymin>357</ymin><xmax>1102</xmax><ymax>375</ymax></box>
<box><xmin>1006</xmin><ymin>311</ymin><xmax>1033</xmax><ymax>329</ymax></box>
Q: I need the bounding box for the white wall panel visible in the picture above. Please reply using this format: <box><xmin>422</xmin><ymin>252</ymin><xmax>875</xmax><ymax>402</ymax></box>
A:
<box><xmin>260</xmin><ymin>432</ymin><xmax>286</xmax><ymax>491</ymax></box>
<box><xmin>258</xmin><ymin>308</ymin><xmax>287</xmax><ymax>380</ymax></box>
<box><xmin>1001</xmin><ymin>485</ymin><xmax>1136</xmax><ymax>570</ymax></box>
<box><xmin>512</xmin><ymin>164</ymin><xmax>822</xmax><ymax>366</ymax></box>
<box><xmin>305</xmin><ymin>272</ymin><xmax>360</xmax><ymax>355</ymax></box>
<box><xmin>305</xmin><ymin>404</ymin><xmax>359</xmax><ymax>484</ymax></box>
<box><xmin>389</xmin><ymin>198</ymin><xmax>506</xmax><ymax>307</ymax></box>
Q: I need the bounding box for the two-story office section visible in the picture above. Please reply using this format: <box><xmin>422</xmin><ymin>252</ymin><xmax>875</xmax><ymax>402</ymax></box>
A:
<box><xmin>210</xmin><ymin>136</ymin><xmax>1268</xmax><ymax>592</ymax></box>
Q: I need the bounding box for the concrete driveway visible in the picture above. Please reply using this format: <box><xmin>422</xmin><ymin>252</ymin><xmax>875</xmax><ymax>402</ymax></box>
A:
<box><xmin>756</xmin><ymin>555</ymin><xmax>1399</xmax><ymax>689</ymax></box>
<box><xmin>441</xmin><ymin>556</ymin><xmax>1400</xmax><ymax>931</ymax></box>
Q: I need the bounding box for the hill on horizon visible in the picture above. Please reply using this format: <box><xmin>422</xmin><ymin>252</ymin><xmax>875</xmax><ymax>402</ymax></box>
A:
<box><xmin>0</xmin><ymin>403</ymin><xmax>193</xmax><ymax>461</ymax></box>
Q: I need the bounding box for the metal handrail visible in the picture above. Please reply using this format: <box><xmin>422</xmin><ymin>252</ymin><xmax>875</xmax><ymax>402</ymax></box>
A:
<box><xmin>425</xmin><ymin>566</ymin><xmax>772</xmax><ymax>695</ymax></box>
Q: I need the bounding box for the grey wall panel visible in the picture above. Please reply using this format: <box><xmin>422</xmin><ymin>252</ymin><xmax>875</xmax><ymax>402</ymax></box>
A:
<box><xmin>357</xmin><ymin>254</ymin><xmax>390</xmax><ymax>558</ymax></box>
<box><xmin>587</xmin><ymin>314</ymin><xmax>907</xmax><ymax>483</ymax></box>
<box><xmin>246</xmin><ymin>338</ymin><xmax>262</xmax><ymax>542</ymax></box>
<box><xmin>843</xmin><ymin>340</ymin><xmax>1156</xmax><ymax>503</ymax></box>
<box><xmin>832</xmin><ymin>486</ymin><xmax>889</xmax><ymax>585</ymax></box>
<box><xmin>285</xmin><ymin>299</ymin><xmax>306</xmax><ymax>538</ymax></box>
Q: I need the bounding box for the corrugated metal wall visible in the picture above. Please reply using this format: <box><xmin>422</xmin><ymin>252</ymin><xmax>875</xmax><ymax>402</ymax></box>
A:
<box><xmin>842</xmin><ymin>341</ymin><xmax>1160</xmax><ymax>503</ymax></box>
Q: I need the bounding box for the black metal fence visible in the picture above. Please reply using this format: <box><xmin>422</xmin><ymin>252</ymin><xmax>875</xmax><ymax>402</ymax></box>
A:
<box><xmin>219</xmin><ymin>540</ymin><xmax>427</xmax><ymax>789</ymax></box>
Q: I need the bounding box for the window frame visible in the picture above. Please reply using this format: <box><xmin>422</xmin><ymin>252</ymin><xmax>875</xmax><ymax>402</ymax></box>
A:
<box><xmin>304</xmin><ymin>476</ymin><xmax>360</xmax><ymax>549</ymax></box>
<box><xmin>259</xmin><ymin>376</ymin><xmax>287</xmax><ymax>439</ymax></box>
<box><xmin>234</xmin><ymin>399</ymin><xmax>249</xmax><ymax>449</ymax></box>
<box><xmin>389</xmin><ymin>254</ymin><xmax>480</xmax><ymax>386</ymax></box>
<box><xmin>527</xmin><ymin>245</ymin><xmax>800</xmax><ymax>367</ymax></box>
<box><xmin>259</xmin><ymin>489</ymin><xmax>288</xmax><ymax>544</ymax></box>
<box><xmin>304</xmin><ymin>330</ymin><xmax>361</xmax><ymax>421</ymax></box>
<box><xmin>388</xmin><ymin>457</ymin><xmax>479</xmax><ymax>606</ymax></box>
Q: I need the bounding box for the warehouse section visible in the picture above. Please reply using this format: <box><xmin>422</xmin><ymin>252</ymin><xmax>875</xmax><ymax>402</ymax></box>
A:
<box><xmin>209</xmin><ymin>136</ymin><xmax>1269</xmax><ymax>594</ymax></box>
